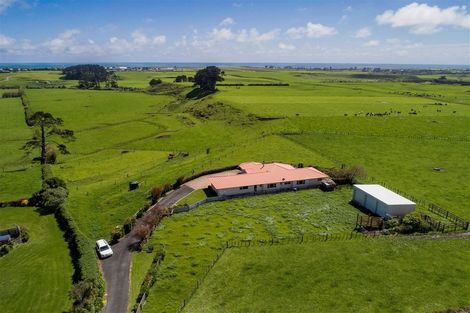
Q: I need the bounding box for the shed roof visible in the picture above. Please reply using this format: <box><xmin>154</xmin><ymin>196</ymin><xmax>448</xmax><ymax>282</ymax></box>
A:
<box><xmin>353</xmin><ymin>184</ymin><xmax>415</xmax><ymax>206</ymax></box>
<box><xmin>209</xmin><ymin>162</ymin><xmax>328</xmax><ymax>190</ymax></box>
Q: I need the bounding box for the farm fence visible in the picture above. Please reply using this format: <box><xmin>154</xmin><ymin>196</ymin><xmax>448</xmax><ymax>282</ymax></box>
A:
<box><xmin>174</xmin><ymin>248</ymin><xmax>227</xmax><ymax>313</ymax></box>
<box><xmin>366</xmin><ymin>177</ymin><xmax>469</xmax><ymax>230</ymax></box>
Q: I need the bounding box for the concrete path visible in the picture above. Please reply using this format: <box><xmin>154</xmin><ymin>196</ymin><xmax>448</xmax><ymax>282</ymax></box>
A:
<box><xmin>183</xmin><ymin>169</ymin><xmax>241</xmax><ymax>190</ymax></box>
<box><xmin>100</xmin><ymin>185</ymin><xmax>194</xmax><ymax>313</ymax></box>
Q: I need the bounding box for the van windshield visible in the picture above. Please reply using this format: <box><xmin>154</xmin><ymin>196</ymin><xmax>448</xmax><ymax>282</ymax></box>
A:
<box><xmin>99</xmin><ymin>246</ymin><xmax>109</xmax><ymax>252</ymax></box>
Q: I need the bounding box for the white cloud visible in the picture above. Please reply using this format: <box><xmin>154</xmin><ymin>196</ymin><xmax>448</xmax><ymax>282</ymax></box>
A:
<box><xmin>210</xmin><ymin>27</ymin><xmax>234</xmax><ymax>41</ymax></box>
<box><xmin>237</xmin><ymin>28</ymin><xmax>279</xmax><ymax>43</ymax></box>
<box><xmin>286</xmin><ymin>22</ymin><xmax>337</xmax><ymax>39</ymax></box>
<box><xmin>355</xmin><ymin>27</ymin><xmax>372</xmax><ymax>38</ymax></box>
<box><xmin>0</xmin><ymin>0</ymin><xmax>16</xmax><ymax>14</ymax></box>
<box><xmin>278</xmin><ymin>42</ymin><xmax>295</xmax><ymax>50</ymax></box>
<box><xmin>376</xmin><ymin>2</ymin><xmax>470</xmax><ymax>34</ymax></box>
<box><xmin>175</xmin><ymin>35</ymin><xmax>187</xmax><ymax>47</ymax></box>
<box><xmin>152</xmin><ymin>35</ymin><xmax>166</xmax><ymax>45</ymax></box>
<box><xmin>364</xmin><ymin>40</ymin><xmax>380</xmax><ymax>47</ymax></box>
<box><xmin>220</xmin><ymin>17</ymin><xmax>235</xmax><ymax>26</ymax></box>
<box><xmin>43</xmin><ymin>29</ymin><xmax>80</xmax><ymax>54</ymax></box>
<box><xmin>0</xmin><ymin>33</ymin><xmax>15</xmax><ymax>46</ymax></box>
<box><xmin>344</xmin><ymin>6</ymin><xmax>352</xmax><ymax>12</ymax></box>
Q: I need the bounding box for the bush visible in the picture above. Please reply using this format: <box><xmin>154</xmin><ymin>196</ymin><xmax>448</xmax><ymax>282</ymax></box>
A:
<box><xmin>173</xmin><ymin>176</ymin><xmax>185</xmax><ymax>189</ymax></box>
<box><xmin>0</xmin><ymin>243</ymin><xmax>13</xmax><ymax>257</ymax></box>
<box><xmin>324</xmin><ymin>165</ymin><xmax>367</xmax><ymax>184</ymax></box>
<box><xmin>110</xmin><ymin>227</ymin><xmax>123</xmax><ymax>244</ymax></box>
<box><xmin>45</xmin><ymin>146</ymin><xmax>58</xmax><ymax>164</ymax></box>
<box><xmin>70</xmin><ymin>278</ymin><xmax>105</xmax><ymax>313</ymax></box>
<box><xmin>20</xmin><ymin>225</ymin><xmax>29</xmax><ymax>243</ymax></box>
<box><xmin>44</xmin><ymin>176</ymin><xmax>67</xmax><ymax>189</ymax></box>
<box><xmin>123</xmin><ymin>216</ymin><xmax>136</xmax><ymax>234</ymax></box>
<box><xmin>32</xmin><ymin>186</ymin><xmax>68</xmax><ymax>213</ymax></box>
<box><xmin>149</xmin><ymin>78</ymin><xmax>162</xmax><ymax>86</ymax></box>
<box><xmin>150</xmin><ymin>186</ymin><xmax>164</xmax><ymax>203</ymax></box>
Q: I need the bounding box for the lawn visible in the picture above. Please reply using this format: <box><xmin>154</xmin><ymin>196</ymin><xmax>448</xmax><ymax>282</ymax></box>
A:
<box><xmin>175</xmin><ymin>189</ymin><xmax>208</xmax><ymax>206</ymax></box>
<box><xmin>0</xmin><ymin>207</ymin><xmax>73</xmax><ymax>313</ymax></box>
<box><xmin>184</xmin><ymin>237</ymin><xmax>470</xmax><ymax>313</ymax></box>
<box><xmin>135</xmin><ymin>187</ymin><xmax>364</xmax><ymax>313</ymax></box>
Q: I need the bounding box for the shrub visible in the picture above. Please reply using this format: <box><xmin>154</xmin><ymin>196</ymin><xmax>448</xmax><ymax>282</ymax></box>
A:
<box><xmin>0</xmin><ymin>243</ymin><xmax>13</xmax><ymax>257</ymax></box>
<box><xmin>32</xmin><ymin>186</ymin><xmax>68</xmax><ymax>213</ymax></box>
<box><xmin>20</xmin><ymin>225</ymin><xmax>29</xmax><ymax>243</ymax></box>
<box><xmin>149</xmin><ymin>78</ymin><xmax>162</xmax><ymax>86</ymax></box>
<box><xmin>110</xmin><ymin>227</ymin><xmax>123</xmax><ymax>244</ymax></box>
<box><xmin>134</xmin><ymin>224</ymin><xmax>152</xmax><ymax>241</ymax></box>
<box><xmin>123</xmin><ymin>216</ymin><xmax>136</xmax><ymax>234</ymax></box>
<box><xmin>173</xmin><ymin>176</ymin><xmax>185</xmax><ymax>189</ymax></box>
<box><xmin>150</xmin><ymin>186</ymin><xmax>163</xmax><ymax>203</ymax></box>
<box><xmin>44</xmin><ymin>176</ymin><xmax>67</xmax><ymax>189</ymax></box>
<box><xmin>46</xmin><ymin>146</ymin><xmax>58</xmax><ymax>164</ymax></box>
<box><xmin>70</xmin><ymin>278</ymin><xmax>105</xmax><ymax>313</ymax></box>
<box><xmin>324</xmin><ymin>165</ymin><xmax>367</xmax><ymax>184</ymax></box>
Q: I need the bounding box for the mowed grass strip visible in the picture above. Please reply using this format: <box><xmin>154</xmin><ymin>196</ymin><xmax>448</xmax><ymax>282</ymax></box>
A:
<box><xmin>0</xmin><ymin>207</ymin><xmax>73</xmax><ymax>313</ymax></box>
<box><xmin>184</xmin><ymin>237</ymin><xmax>470</xmax><ymax>313</ymax></box>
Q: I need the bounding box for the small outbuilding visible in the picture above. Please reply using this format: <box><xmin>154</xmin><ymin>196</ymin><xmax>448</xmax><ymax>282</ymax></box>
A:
<box><xmin>352</xmin><ymin>184</ymin><xmax>416</xmax><ymax>218</ymax></box>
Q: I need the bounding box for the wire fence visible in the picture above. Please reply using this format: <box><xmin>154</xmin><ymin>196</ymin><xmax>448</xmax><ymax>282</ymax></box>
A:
<box><xmin>366</xmin><ymin>177</ymin><xmax>469</xmax><ymax>230</ymax></box>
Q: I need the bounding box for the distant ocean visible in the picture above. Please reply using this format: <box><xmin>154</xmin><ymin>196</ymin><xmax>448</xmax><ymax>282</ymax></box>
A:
<box><xmin>0</xmin><ymin>62</ymin><xmax>468</xmax><ymax>70</ymax></box>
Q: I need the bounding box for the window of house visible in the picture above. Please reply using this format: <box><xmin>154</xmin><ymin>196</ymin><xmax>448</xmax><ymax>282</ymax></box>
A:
<box><xmin>239</xmin><ymin>186</ymin><xmax>249</xmax><ymax>190</ymax></box>
<box><xmin>296</xmin><ymin>180</ymin><xmax>305</xmax><ymax>185</ymax></box>
<box><xmin>268</xmin><ymin>183</ymin><xmax>277</xmax><ymax>188</ymax></box>
<box><xmin>283</xmin><ymin>182</ymin><xmax>291</xmax><ymax>185</ymax></box>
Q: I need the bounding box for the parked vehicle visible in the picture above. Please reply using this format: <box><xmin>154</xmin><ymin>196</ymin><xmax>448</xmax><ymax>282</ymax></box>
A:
<box><xmin>96</xmin><ymin>239</ymin><xmax>113</xmax><ymax>258</ymax></box>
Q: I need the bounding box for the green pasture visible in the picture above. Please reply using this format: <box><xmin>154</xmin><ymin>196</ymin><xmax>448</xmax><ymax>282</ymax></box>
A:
<box><xmin>0</xmin><ymin>94</ymin><xmax>41</xmax><ymax>200</ymax></box>
<box><xmin>184</xmin><ymin>237</ymin><xmax>470</xmax><ymax>313</ymax></box>
<box><xmin>135</xmin><ymin>187</ymin><xmax>364</xmax><ymax>313</ymax></box>
<box><xmin>1</xmin><ymin>68</ymin><xmax>470</xmax><ymax>313</ymax></box>
<box><xmin>0</xmin><ymin>207</ymin><xmax>73</xmax><ymax>313</ymax></box>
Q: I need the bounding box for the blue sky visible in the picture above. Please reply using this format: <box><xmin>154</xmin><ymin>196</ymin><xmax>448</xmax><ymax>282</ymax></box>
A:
<box><xmin>0</xmin><ymin>0</ymin><xmax>469</xmax><ymax>64</ymax></box>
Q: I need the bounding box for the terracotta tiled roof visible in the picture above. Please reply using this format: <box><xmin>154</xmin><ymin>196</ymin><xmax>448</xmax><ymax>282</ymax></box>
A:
<box><xmin>209</xmin><ymin>162</ymin><xmax>328</xmax><ymax>190</ymax></box>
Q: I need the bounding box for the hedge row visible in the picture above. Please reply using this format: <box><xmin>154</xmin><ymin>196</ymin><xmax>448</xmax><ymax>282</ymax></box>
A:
<box><xmin>20</xmin><ymin>93</ymin><xmax>33</xmax><ymax>126</ymax></box>
<box><xmin>55</xmin><ymin>205</ymin><xmax>105</xmax><ymax>312</ymax></box>
<box><xmin>35</xmin><ymin>165</ymin><xmax>105</xmax><ymax>312</ymax></box>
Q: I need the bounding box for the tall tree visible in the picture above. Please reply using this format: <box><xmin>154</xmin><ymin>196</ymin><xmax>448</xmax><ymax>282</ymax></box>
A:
<box><xmin>194</xmin><ymin>66</ymin><xmax>224</xmax><ymax>92</ymax></box>
<box><xmin>23</xmin><ymin>112</ymin><xmax>74</xmax><ymax>164</ymax></box>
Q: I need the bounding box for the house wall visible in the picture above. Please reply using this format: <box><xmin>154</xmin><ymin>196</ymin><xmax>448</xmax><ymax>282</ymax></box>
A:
<box><xmin>213</xmin><ymin>178</ymin><xmax>323</xmax><ymax>197</ymax></box>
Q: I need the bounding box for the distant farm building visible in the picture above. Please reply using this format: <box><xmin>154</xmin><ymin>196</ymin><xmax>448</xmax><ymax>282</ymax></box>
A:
<box><xmin>352</xmin><ymin>184</ymin><xmax>416</xmax><ymax>218</ymax></box>
<box><xmin>209</xmin><ymin>162</ymin><xmax>329</xmax><ymax>197</ymax></box>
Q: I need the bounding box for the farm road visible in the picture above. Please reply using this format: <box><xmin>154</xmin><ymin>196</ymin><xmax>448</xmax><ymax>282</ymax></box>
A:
<box><xmin>100</xmin><ymin>185</ymin><xmax>194</xmax><ymax>313</ymax></box>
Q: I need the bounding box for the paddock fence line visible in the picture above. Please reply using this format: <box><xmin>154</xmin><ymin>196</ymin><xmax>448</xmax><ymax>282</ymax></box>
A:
<box><xmin>365</xmin><ymin>177</ymin><xmax>469</xmax><ymax>231</ymax></box>
<box><xmin>279</xmin><ymin>129</ymin><xmax>470</xmax><ymax>143</ymax></box>
<box><xmin>174</xmin><ymin>247</ymin><xmax>228</xmax><ymax>313</ymax></box>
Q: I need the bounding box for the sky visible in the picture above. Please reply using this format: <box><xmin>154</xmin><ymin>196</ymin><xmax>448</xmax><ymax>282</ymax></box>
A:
<box><xmin>0</xmin><ymin>0</ymin><xmax>469</xmax><ymax>64</ymax></box>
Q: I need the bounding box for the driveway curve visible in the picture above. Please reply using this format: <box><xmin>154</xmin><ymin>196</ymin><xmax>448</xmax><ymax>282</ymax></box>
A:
<box><xmin>101</xmin><ymin>185</ymin><xmax>194</xmax><ymax>313</ymax></box>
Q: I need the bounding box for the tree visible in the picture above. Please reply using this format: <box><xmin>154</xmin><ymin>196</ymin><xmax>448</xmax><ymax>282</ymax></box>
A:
<box><xmin>23</xmin><ymin>112</ymin><xmax>75</xmax><ymax>164</ymax></box>
<box><xmin>62</xmin><ymin>64</ymin><xmax>113</xmax><ymax>89</ymax></box>
<box><xmin>174</xmin><ymin>75</ymin><xmax>187</xmax><ymax>83</ymax></box>
<box><xmin>149</xmin><ymin>78</ymin><xmax>162</xmax><ymax>87</ymax></box>
<box><xmin>194</xmin><ymin>66</ymin><xmax>224</xmax><ymax>92</ymax></box>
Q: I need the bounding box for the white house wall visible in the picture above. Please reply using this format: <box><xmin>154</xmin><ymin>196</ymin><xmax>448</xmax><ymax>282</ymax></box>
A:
<box><xmin>213</xmin><ymin>178</ymin><xmax>323</xmax><ymax>197</ymax></box>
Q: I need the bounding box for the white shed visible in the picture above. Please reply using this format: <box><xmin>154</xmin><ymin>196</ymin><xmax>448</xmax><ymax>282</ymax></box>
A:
<box><xmin>352</xmin><ymin>184</ymin><xmax>416</xmax><ymax>218</ymax></box>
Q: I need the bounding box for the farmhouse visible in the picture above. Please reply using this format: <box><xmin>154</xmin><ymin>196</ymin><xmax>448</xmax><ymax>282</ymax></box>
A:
<box><xmin>209</xmin><ymin>162</ymin><xmax>329</xmax><ymax>197</ymax></box>
<box><xmin>352</xmin><ymin>184</ymin><xmax>416</xmax><ymax>218</ymax></box>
